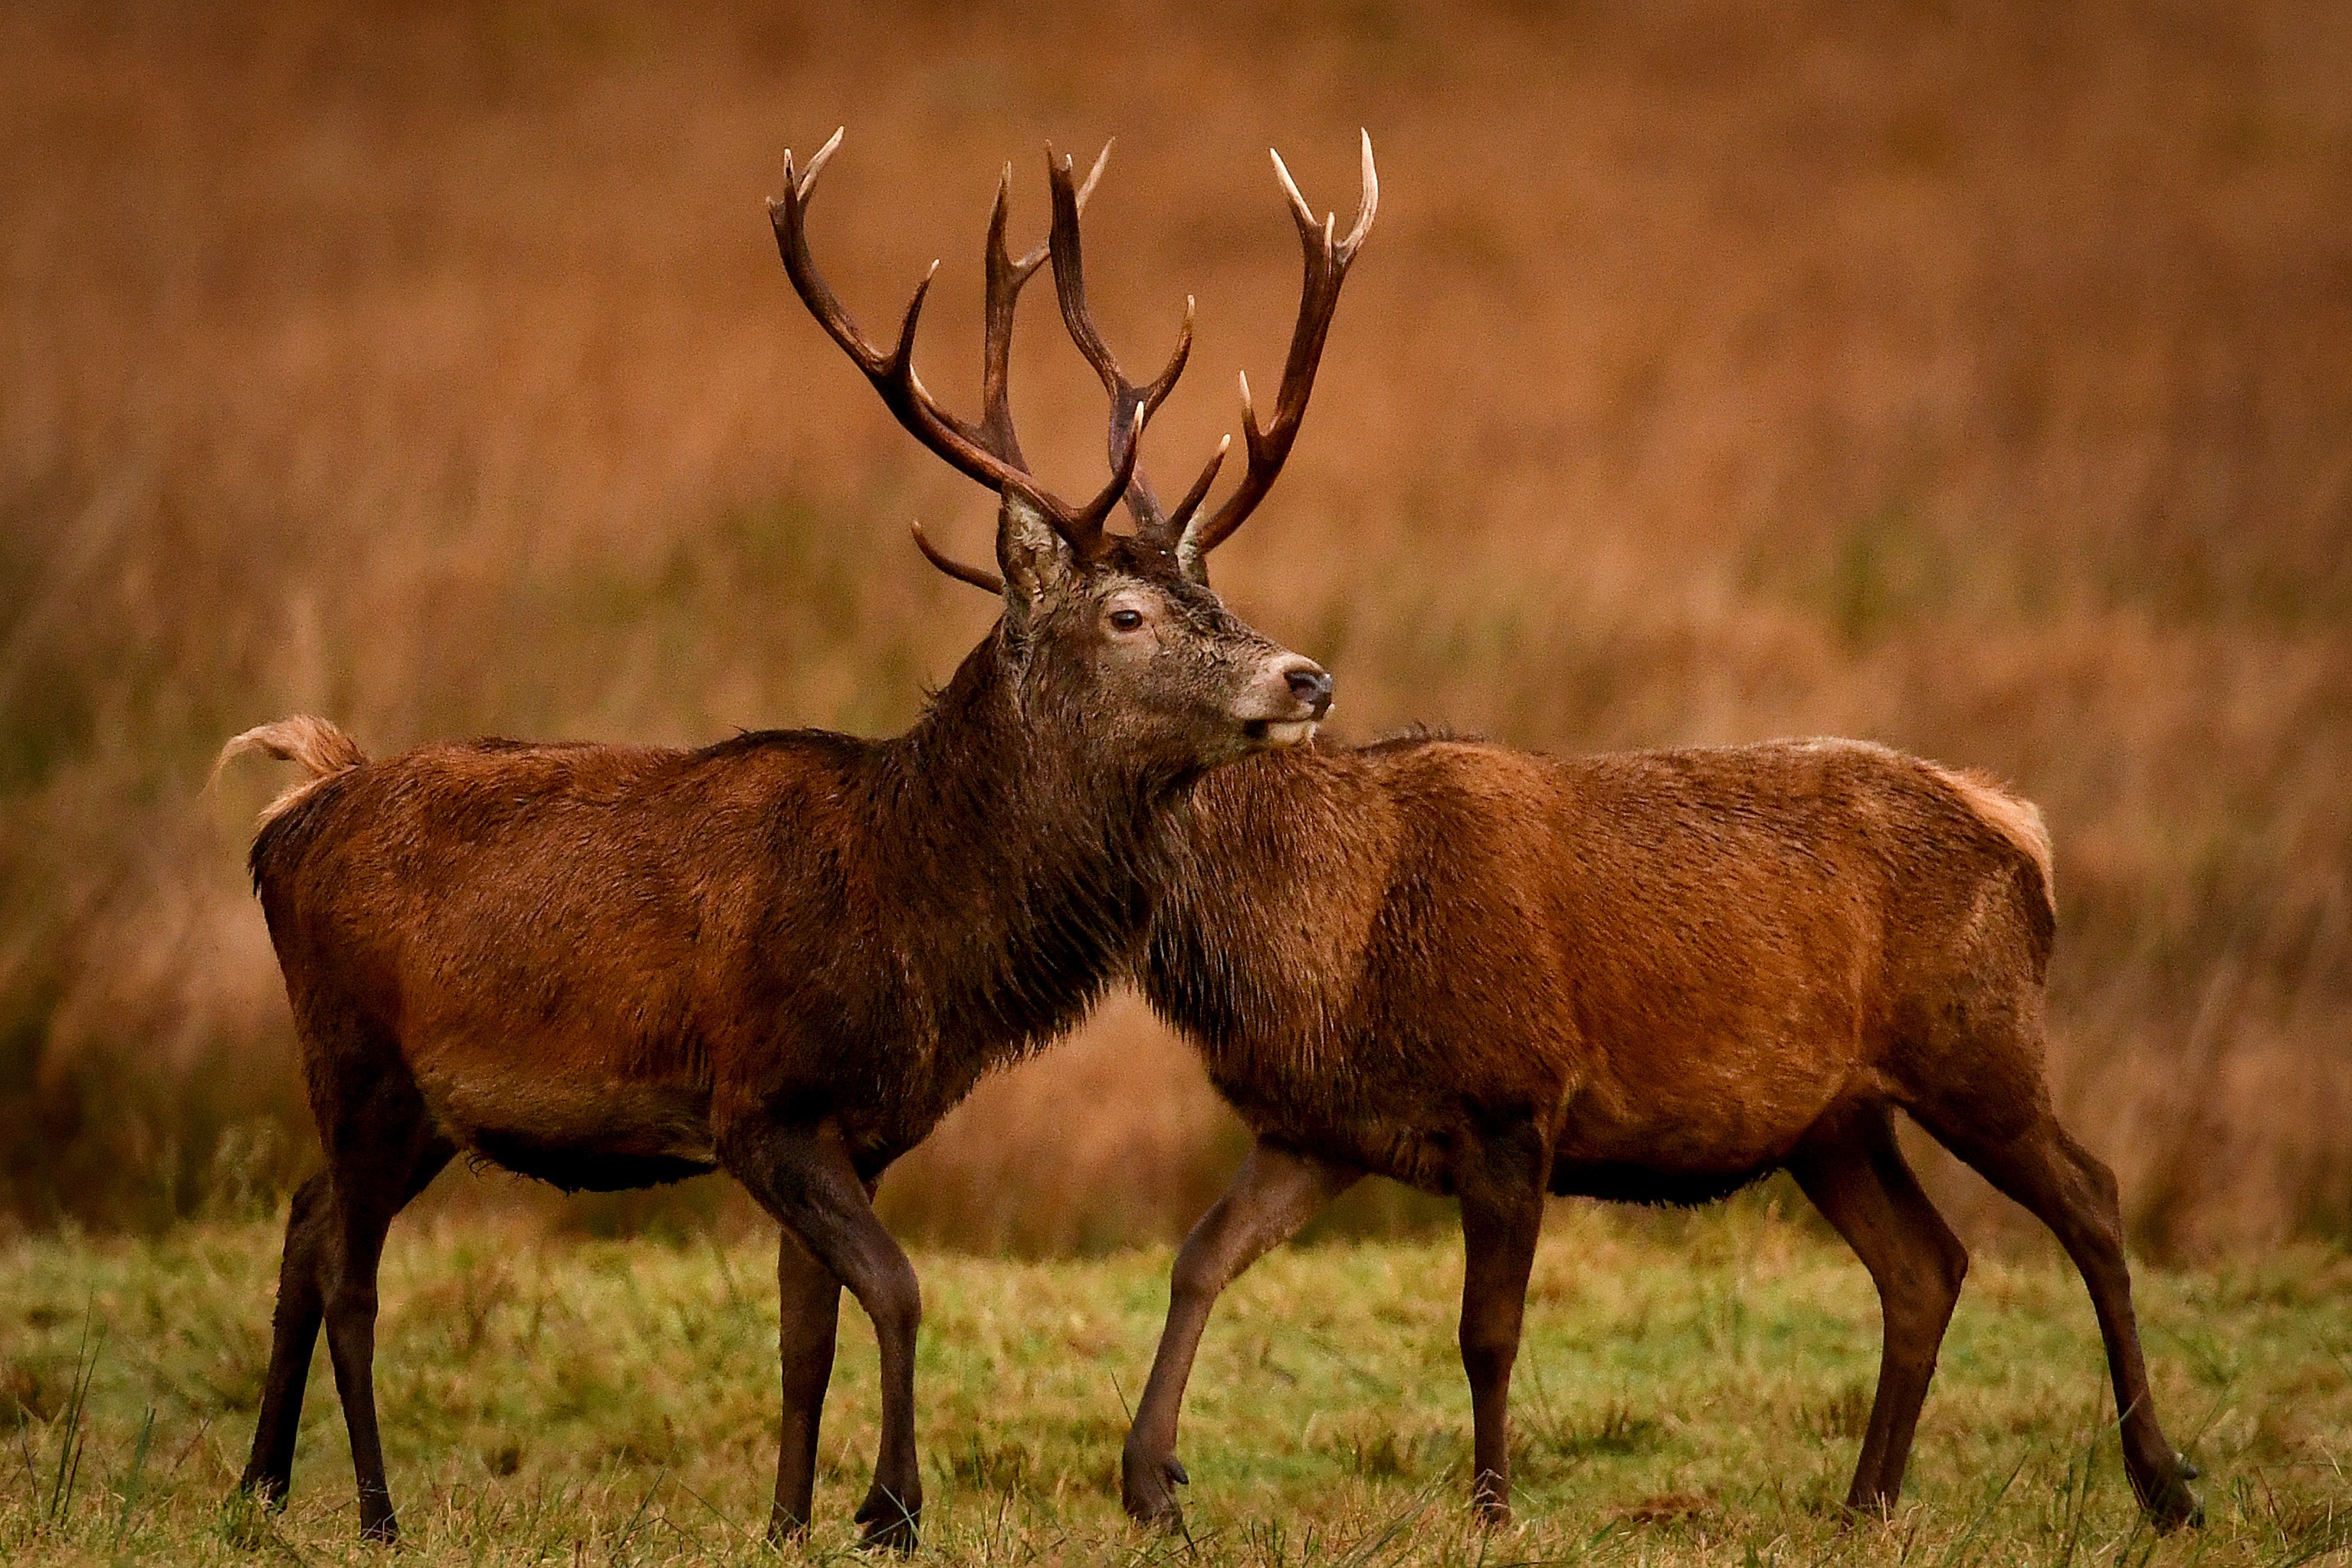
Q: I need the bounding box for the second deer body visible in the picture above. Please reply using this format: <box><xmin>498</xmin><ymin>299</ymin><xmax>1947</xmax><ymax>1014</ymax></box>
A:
<box><xmin>1110</xmin><ymin>734</ymin><xmax>2204</xmax><ymax>1531</ymax></box>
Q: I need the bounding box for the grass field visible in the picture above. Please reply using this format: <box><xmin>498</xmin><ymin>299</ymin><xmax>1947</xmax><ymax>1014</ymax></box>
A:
<box><xmin>2</xmin><ymin>1199</ymin><xmax>2347</xmax><ymax>1566</ymax></box>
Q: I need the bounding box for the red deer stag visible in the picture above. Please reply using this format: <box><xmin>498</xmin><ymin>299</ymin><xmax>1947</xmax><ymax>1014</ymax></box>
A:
<box><xmin>213</xmin><ymin>130</ymin><xmax>1370</xmax><ymax>1550</ymax></box>
<box><xmin>911</xmin><ymin>192</ymin><xmax>2199</xmax><ymax>1534</ymax></box>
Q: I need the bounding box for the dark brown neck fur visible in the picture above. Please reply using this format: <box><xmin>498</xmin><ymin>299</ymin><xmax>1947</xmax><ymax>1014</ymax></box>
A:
<box><xmin>843</xmin><ymin>629</ymin><xmax>1177</xmax><ymax>1101</ymax></box>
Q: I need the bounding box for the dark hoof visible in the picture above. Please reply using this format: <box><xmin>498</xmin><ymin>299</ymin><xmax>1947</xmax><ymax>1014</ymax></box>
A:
<box><xmin>1120</xmin><ymin>1451</ymin><xmax>1189</xmax><ymax>1530</ymax></box>
<box><xmin>2176</xmin><ymin>1452</ymin><xmax>2201</xmax><ymax>1482</ymax></box>
<box><xmin>855</xmin><ymin>1486</ymin><xmax>921</xmax><ymax>1553</ymax></box>
<box><xmin>231</xmin><ymin>1476</ymin><xmax>291</xmax><ymax>1523</ymax></box>
<box><xmin>1836</xmin><ymin>1494</ymin><xmax>1898</xmax><ymax>1531</ymax></box>
<box><xmin>218</xmin><ymin>1488</ymin><xmax>274</xmax><ymax>1550</ymax></box>
<box><xmin>355</xmin><ymin>1479</ymin><xmax>400</xmax><ymax>1544</ymax></box>
<box><xmin>235</xmin><ymin>1472</ymin><xmax>290</xmax><ymax>1511</ymax></box>
<box><xmin>2142</xmin><ymin>1471</ymin><xmax>2204</xmax><ymax>1534</ymax></box>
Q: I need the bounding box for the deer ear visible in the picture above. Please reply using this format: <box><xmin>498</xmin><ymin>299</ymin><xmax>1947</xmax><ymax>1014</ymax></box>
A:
<box><xmin>1174</xmin><ymin>512</ymin><xmax>1211</xmax><ymax>587</ymax></box>
<box><xmin>996</xmin><ymin>492</ymin><xmax>1074</xmax><ymax>631</ymax></box>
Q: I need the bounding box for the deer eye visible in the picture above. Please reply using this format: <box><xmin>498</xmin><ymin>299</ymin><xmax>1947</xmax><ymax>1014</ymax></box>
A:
<box><xmin>1108</xmin><ymin>608</ymin><xmax>1145</xmax><ymax>632</ymax></box>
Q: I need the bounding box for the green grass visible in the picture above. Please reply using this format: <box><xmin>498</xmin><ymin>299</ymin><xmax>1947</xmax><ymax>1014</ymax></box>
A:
<box><xmin>2</xmin><ymin>1198</ymin><xmax>2347</xmax><ymax>1564</ymax></box>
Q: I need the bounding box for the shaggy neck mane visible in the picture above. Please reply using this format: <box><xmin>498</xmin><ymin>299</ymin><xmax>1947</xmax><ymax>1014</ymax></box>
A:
<box><xmin>854</xmin><ymin>626</ymin><xmax>1175</xmax><ymax>1078</ymax></box>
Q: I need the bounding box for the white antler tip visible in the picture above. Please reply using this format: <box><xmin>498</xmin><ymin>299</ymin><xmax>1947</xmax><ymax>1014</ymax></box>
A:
<box><xmin>1347</xmin><ymin>130</ymin><xmax>1379</xmax><ymax>249</ymax></box>
<box><xmin>1269</xmin><ymin>148</ymin><xmax>1314</xmax><ymax>226</ymax></box>
<box><xmin>1071</xmin><ymin>140</ymin><xmax>1113</xmax><ymax>212</ymax></box>
<box><xmin>794</xmin><ymin>126</ymin><xmax>845</xmax><ymax>198</ymax></box>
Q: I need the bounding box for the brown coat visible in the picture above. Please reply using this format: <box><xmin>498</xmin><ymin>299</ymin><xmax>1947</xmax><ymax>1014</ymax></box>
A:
<box><xmin>250</xmin><ymin>647</ymin><xmax>1190</xmax><ymax>1185</ymax></box>
<box><xmin>1120</xmin><ymin>731</ymin><xmax>2200</xmax><ymax>1536</ymax></box>
<box><xmin>1150</xmin><ymin>736</ymin><xmax>2054</xmax><ymax>1195</ymax></box>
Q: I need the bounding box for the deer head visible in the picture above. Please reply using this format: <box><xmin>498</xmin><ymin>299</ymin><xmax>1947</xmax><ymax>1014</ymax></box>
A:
<box><xmin>769</xmin><ymin>131</ymin><xmax>1375</xmax><ymax>773</ymax></box>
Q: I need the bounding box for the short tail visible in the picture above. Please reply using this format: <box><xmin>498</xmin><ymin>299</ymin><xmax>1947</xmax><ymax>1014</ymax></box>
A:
<box><xmin>1926</xmin><ymin>762</ymin><xmax>2056</xmax><ymax>920</ymax></box>
<box><xmin>211</xmin><ymin>715</ymin><xmax>367</xmax><ymax>825</ymax></box>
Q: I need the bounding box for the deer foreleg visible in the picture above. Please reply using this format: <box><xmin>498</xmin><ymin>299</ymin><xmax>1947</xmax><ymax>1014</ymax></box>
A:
<box><xmin>769</xmin><ymin>1232</ymin><xmax>844</xmax><ymax>1538</ymax></box>
<box><xmin>720</xmin><ymin>1119</ymin><xmax>924</xmax><ymax>1552</ymax></box>
<box><xmin>1122</xmin><ymin>1137</ymin><xmax>1358</xmax><ymax>1528</ymax></box>
<box><xmin>1456</xmin><ymin>1127</ymin><xmax>1547</xmax><ymax>1526</ymax></box>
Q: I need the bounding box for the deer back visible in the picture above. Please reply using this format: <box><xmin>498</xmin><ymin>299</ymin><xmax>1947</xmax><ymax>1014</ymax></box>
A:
<box><xmin>1146</xmin><ymin>736</ymin><xmax>2058</xmax><ymax>1186</ymax></box>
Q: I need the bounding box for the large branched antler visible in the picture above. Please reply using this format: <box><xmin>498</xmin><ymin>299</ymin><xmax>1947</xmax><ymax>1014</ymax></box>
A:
<box><xmin>769</xmin><ymin>130</ymin><xmax>1138</xmax><ymax>564</ymax></box>
<box><xmin>875</xmin><ymin>132</ymin><xmax>1377</xmax><ymax>593</ymax></box>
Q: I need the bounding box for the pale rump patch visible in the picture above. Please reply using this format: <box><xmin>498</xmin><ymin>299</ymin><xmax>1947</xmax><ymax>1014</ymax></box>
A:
<box><xmin>212</xmin><ymin>714</ymin><xmax>368</xmax><ymax>824</ymax></box>
<box><xmin>1927</xmin><ymin>763</ymin><xmax>2055</xmax><ymax>916</ymax></box>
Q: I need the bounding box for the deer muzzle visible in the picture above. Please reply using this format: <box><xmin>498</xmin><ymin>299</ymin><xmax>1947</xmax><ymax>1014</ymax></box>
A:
<box><xmin>1238</xmin><ymin>654</ymin><xmax>1333</xmax><ymax>749</ymax></box>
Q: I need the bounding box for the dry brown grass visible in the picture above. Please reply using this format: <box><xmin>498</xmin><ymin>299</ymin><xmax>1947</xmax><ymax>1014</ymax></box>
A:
<box><xmin>2</xmin><ymin>0</ymin><xmax>2347</xmax><ymax>1253</ymax></box>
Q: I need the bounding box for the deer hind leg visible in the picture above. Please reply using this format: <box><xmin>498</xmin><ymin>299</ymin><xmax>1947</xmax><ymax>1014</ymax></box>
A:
<box><xmin>1788</xmin><ymin>1104</ymin><xmax>1968</xmax><ymax>1517</ymax></box>
<box><xmin>1914</xmin><ymin>1096</ymin><xmax>2201</xmax><ymax>1530</ymax></box>
<box><xmin>1122</xmin><ymin>1137</ymin><xmax>1360</xmax><ymax>1529</ymax></box>
<box><xmin>1456</xmin><ymin>1123</ymin><xmax>1549</xmax><ymax>1527</ymax></box>
<box><xmin>240</xmin><ymin>1171</ymin><xmax>334</xmax><ymax>1507</ymax></box>
<box><xmin>718</xmin><ymin>1118</ymin><xmax>923</xmax><ymax>1553</ymax></box>
<box><xmin>300</xmin><ymin>1057</ymin><xmax>451</xmax><ymax>1544</ymax></box>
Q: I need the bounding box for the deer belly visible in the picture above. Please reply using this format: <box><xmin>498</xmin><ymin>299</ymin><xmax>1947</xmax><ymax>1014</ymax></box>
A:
<box><xmin>1549</xmin><ymin>1040</ymin><xmax>1854</xmax><ymax>1193</ymax></box>
<box><xmin>418</xmin><ymin>1064</ymin><xmax>719</xmax><ymax>1193</ymax></box>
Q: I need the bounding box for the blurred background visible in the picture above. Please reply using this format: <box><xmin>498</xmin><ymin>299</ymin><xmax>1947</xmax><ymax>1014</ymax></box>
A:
<box><xmin>2</xmin><ymin>0</ymin><xmax>2346</xmax><ymax>1257</ymax></box>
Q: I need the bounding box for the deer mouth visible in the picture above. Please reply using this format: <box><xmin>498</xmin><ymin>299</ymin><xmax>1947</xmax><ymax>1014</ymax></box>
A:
<box><xmin>1245</xmin><ymin>718</ymin><xmax>1319</xmax><ymax>749</ymax></box>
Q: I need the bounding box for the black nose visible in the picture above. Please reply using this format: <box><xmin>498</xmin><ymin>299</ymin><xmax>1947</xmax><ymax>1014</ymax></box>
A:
<box><xmin>1287</xmin><ymin>666</ymin><xmax>1334</xmax><ymax>719</ymax></box>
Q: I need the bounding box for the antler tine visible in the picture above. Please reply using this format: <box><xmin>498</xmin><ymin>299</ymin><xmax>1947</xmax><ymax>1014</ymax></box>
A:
<box><xmin>795</xmin><ymin>126</ymin><xmax>844</xmax><ymax>201</ymax></box>
<box><xmin>910</xmin><ymin>520</ymin><xmax>1004</xmax><ymax>593</ymax></box>
<box><xmin>1004</xmin><ymin>141</ymin><xmax>1107</xmax><ymax>275</ymax></box>
<box><xmin>1183</xmin><ymin>130</ymin><xmax>1379</xmax><ymax>560</ymax></box>
<box><xmin>1164</xmin><ymin>432</ymin><xmax>1230</xmax><ymax>538</ymax></box>
<box><xmin>1267</xmin><ymin>131</ymin><xmax>1378</xmax><ymax>261</ymax></box>
<box><xmin>1344</xmin><ymin>126</ymin><xmax>1379</xmax><ymax>255</ymax></box>
<box><xmin>983</xmin><ymin>139</ymin><xmax>1117</xmax><ymax>461</ymax></box>
<box><xmin>978</xmin><ymin>166</ymin><xmax>1042</xmax><ymax>465</ymax></box>
<box><xmin>1046</xmin><ymin>143</ymin><xmax>1194</xmax><ymax>536</ymax></box>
